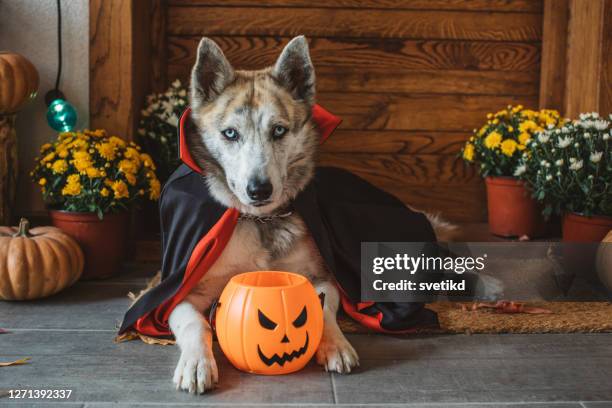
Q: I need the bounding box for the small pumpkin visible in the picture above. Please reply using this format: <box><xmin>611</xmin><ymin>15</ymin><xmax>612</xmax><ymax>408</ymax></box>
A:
<box><xmin>596</xmin><ymin>230</ymin><xmax>612</xmax><ymax>291</ymax></box>
<box><xmin>0</xmin><ymin>218</ymin><xmax>83</xmax><ymax>300</ymax></box>
<box><xmin>0</xmin><ymin>52</ymin><xmax>39</xmax><ymax>114</ymax></box>
<box><xmin>215</xmin><ymin>271</ymin><xmax>324</xmax><ymax>375</ymax></box>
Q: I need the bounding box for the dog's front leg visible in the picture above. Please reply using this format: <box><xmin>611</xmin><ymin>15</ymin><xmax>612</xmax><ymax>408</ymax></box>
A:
<box><xmin>169</xmin><ymin>296</ymin><xmax>218</xmax><ymax>394</ymax></box>
<box><xmin>314</xmin><ymin>280</ymin><xmax>360</xmax><ymax>373</ymax></box>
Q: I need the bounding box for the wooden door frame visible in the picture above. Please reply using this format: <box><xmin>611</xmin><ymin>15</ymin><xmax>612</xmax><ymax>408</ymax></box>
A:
<box><xmin>89</xmin><ymin>0</ymin><xmax>166</xmax><ymax>140</ymax></box>
<box><xmin>539</xmin><ymin>0</ymin><xmax>611</xmax><ymax>116</ymax></box>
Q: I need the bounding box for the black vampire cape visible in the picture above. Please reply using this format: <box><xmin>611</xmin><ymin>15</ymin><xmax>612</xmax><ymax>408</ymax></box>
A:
<box><xmin>119</xmin><ymin>104</ymin><xmax>439</xmax><ymax>338</ymax></box>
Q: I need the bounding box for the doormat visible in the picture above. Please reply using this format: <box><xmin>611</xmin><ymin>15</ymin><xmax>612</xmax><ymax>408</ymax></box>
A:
<box><xmin>338</xmin><ymin>302</ymin><xmax>612</xmax><ymax>334</ymax></box>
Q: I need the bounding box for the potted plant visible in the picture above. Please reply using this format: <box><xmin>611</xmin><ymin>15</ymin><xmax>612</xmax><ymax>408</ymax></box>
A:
<box><xmin>461</xmin><ymin>105</ymin><xmax>564</xmax><ymax>237</ymax></box>
<box><xmin>137</xmin><ymin>79</ymin><xmax>187</xmax><ymax>183</ymax></box>
<box><xmin>31</xmin><ymin>129</ymin><xmax>161</xmax><ymax>279</ymax></box>
<box><xmin>518</xmin><ymin>112</ymin><xmax>611</xmax><ymax>242</ymax></box>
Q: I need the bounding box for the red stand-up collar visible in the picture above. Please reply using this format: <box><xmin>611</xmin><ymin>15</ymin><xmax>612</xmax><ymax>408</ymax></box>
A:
<box><xmin>179</xmin><ymin>104</ymin><xmax>342</xmax><ymax>173</ymax></box>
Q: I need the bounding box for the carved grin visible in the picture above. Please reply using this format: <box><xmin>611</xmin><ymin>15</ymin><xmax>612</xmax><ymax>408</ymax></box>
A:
<box><xmin>257</xmin><ymin>332</ymin><xmax>309</xmax><ymax>367</ymax></box>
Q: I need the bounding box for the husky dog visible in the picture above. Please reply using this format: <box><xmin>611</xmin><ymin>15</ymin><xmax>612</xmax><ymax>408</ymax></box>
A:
<box><xmin>168</xmin><ymin>36</ymin><xmax>455</xmax><ymax>394</ymax></box>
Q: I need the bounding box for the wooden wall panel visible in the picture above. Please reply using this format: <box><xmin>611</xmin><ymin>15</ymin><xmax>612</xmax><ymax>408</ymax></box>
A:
<box><xmin>168</xmin><ymin>37</ymin><xmax>540</xmax><ymax>72</ymax></box>
<box><xmin>168</xmin><ymin>7</ymin><xmax>541</xmax><ymax>41</ymax></box>
<box><xmin>157</xmin><ymin>0</ymin><xmax>543</xmax><ymax>222</ymax></box>
<box><xmin>321</xmin><ymin>130</ymin><xmax>469</xmax><ymax>155</ymax></box>
<box><xmin>316</xmin><ymin>93</ymin><xmax>538</xmax><ymax>131</ymax></box>
<box><xmin>167</xmin><ymin>37</ymin><xmax>540</xmax><ymax>95</ymax></box>
<box><xmin>170</xmin><ymin>0</ymin><xmax>542</xmax><ymax>12</ymax></box>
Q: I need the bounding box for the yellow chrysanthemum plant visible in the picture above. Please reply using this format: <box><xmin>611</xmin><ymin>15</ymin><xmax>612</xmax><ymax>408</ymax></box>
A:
<box><xmin>461</xmin><ymin>105</ymin><xmax>565</xmax><ymax>177</ymax></box>
<box><xmin>31</xmin><ymin>129</ymin><xmax>161</xmax><ymax>219</ymax></box>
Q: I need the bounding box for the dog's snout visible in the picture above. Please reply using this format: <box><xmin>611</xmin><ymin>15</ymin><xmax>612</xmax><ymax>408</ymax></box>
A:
<box><xmin>246</xmin><ymin>178</ymin><xmax>273</xmax><ymax>202</ymax></box>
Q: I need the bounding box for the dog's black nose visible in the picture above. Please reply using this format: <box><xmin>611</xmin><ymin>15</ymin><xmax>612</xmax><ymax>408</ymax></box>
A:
<box><xmin>247</xmin><ymin>178</ymin><xmax>273</xmax><ymax>201</ymax></box>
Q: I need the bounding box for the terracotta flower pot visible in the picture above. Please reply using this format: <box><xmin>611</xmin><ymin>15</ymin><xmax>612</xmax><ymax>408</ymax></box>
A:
<box><xmin>562</xmin><ymin>212</ymin><xmax>612</xmax><ymax>242</ymax></box>
<box><xmin>485</xmin><ymin>176</ymin><xmax>545</xmax><ymax>238</ymax></box>
<box><xmin>596</xmin><ymin>230</ymin><xmax>612</xmax><ymax>292</ymax></box>
<box><xmin>49</xmin><ymin>211</ymin><xmax>129</xmax><ymax>280</ymax></box>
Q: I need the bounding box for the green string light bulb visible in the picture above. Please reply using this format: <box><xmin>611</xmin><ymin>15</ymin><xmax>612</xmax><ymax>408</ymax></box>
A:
<box><xmin>45</xmin><ymin>89</ymin><xmax>77</xmax><ymax>132</ymax></box>
<box><xmin>46</xmin><ymin>97</ymin><xmax>77</xmax><ymax>132</ymax></box>
<box><xmin>45</xmin><ymin>0</ymin><xmax>77</xmax><ymax>132</ymax></box>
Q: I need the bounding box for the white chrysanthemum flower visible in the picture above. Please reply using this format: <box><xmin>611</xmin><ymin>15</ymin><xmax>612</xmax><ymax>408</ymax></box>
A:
<box><xmin>569</xmin><ymin>160</ymin><xmax>583</xmax><ymax>171</ymax></box>
<box><xmin>593</xmin><ymin>119</ymin><xmax>610</xmax><ymax>130</ymax></box>
<box><xmin>555</xmin><ymin>159</ymin><xmax>564</xmax><ymax>166</ymax></box>
<box><xmin>538</xmin><ymin>133</ymin><xmax>550</xmax><ymax>143</ymax></box>
<box><xmin>561</xmin><ymin>127</ymin><xmax>570</xmax><ymax>133</ymax></box>
<box><xmin>604</xmin><ymin>133</ymin><xmax>610</xmax><ymax>140</ymax></box>
<box><xmin>569</xmin><ymin>157</ymin><xmax>576</xmax><ymax>163</ymax></box>
<box><xmin>584</xmin><ymin>132</ymin><xmax>591</xmax><ymax>139</ymax></box>
<box><xmin>178</xmin><ymin>89</ymin><xmax>187</xmax><ymax>97</ymax></box>
<box><xmin>165</xmin><ymin>115</ymin><xmax>179</xmax><ymax>127</ymax></box>
<box><xmin>590</xmin><ymin>151</ymin><xmax>603</xmax><ymax>163</ymax></box>
<box><xmin>546</xmin><ymin>174</ymin><xmax>553</xmax><ymax>181</ymax></box>
<box><xmin>514</xmin><ymin>164</ymin><xmax>527</xmax><ymax>177</ymax></box>
<box><xmin>547</xmin><ymin>124</ymin><xmax>555</xmax><ymax>129</ymax></box>
<box><xmin>557</xmin><ymin>136</ymin><xmax>572</xmax><ymax>148</ymax></box>
<box><xmin>162</xmin><ymin>101</ymin><xmax>173</xmax><ymax>115</ymax></box>
<box><xmin>574</xmin><ymin>142</ymin><xmax>579</xmax><ymax>147</ymax></box>
<box><xmin>540</xmin><ymin>160</ymin><xmax>548</xmax><ymax>166</ymax></box>
<box><xmin>172</xmin><ymin>79</ymin><xmax>181</xmax><ymax>88</ymax></box>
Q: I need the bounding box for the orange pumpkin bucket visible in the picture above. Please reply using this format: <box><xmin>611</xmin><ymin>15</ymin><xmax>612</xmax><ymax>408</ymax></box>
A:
<box><xmin>215</xmin><ymin>271</ymin><xmax>324</xmax><ymax>375</ymax></box>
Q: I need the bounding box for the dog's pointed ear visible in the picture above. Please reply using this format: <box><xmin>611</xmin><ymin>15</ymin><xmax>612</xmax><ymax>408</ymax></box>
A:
<box><xmin>273</xmin><ymin>36</ymin><xmax>315</xmax><ymax>107</ymax></box>
<box><xmin>190</xmin><ymin>37</ymin><xmax>234</xmax><ymax>108</ymax></box>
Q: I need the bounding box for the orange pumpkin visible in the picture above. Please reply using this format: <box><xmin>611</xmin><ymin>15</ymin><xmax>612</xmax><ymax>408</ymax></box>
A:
<box><xmin>215</xmin><ymin>271</ymin><xmax>324</xmax><ymax>375</ymax></box>
<box><xmin>0</xmin><ymin>52</ymin><xmax>39</xmax><ymax>114</ymax></box>
<box><xmin>0</xmin><ymin>218</ymin><xmax>84</xmax><ymax>300</ymax></box>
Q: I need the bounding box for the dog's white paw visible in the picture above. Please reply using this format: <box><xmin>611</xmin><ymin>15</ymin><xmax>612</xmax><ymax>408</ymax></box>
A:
<box><xmin>173</xmin><ymin>348</ymin><xmax>218</xmax><ymax>394</ymax></box>
<box><xmin>316</xmin><ymin>332</ymin><xmax>359</xmax><ymax>374</ymax></box>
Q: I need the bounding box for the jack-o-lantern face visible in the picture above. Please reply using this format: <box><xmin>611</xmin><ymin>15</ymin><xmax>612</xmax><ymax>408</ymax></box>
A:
<box><xmin>215</xmin><ymin>271</ymin><xmax>324</xmax><ymax>375</ymax></box>
<box><xmin>256</xmin><ymin>306</ymin><xmax>309</xmax><ymax>366</ymax></box>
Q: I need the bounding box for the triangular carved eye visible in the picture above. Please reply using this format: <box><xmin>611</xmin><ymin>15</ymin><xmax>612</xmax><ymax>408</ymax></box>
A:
<box><xmin>292</xmin><ymin>306</ymin><xmax>307</xmax><ymax>328</ymax></box>
<box><xmin>258</xmin><ymin>309</ymin><xmax>277</xmax><ymax>330</ymax></box>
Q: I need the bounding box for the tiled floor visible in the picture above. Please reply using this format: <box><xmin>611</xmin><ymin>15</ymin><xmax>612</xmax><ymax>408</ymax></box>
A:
<box><xmin>1</xmin><ymin>263</ymin><xmax>611</xmax><ymax>408</ymax></box>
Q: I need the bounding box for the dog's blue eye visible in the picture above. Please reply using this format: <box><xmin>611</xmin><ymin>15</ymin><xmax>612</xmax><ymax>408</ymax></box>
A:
<box><xmin>222</xmin><ymin>128</ymin><xmax>239</xmax><ymax>141</ymax></box>
<box><xmin>272</xmin><ymin>125</ymin><xmax>287</xmax><ymax>139</ymax></box>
